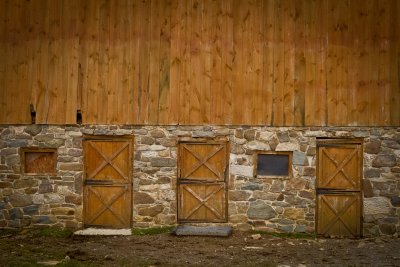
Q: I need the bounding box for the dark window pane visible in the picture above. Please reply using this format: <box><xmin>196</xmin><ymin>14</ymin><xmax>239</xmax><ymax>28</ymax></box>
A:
<box><xmin>257</xmin><ymin>154</ymin><xmax>289</xmax><ymax>176</ymax></box>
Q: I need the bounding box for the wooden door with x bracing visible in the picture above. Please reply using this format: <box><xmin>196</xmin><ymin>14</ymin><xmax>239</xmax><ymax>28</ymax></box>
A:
<box><xmin>316</xmin><ymin>139</ymin><xmax>363</xmax><ymax>238</ymax></box>
<box><xmin>83</xmin><ymin>137</ymin><xmax>133</xmax><ymax>228</ymax></box>
<box><xmin>178</xmin><ymin>142</ymin><xmax>228</xmax><ymax>223</ymax></box>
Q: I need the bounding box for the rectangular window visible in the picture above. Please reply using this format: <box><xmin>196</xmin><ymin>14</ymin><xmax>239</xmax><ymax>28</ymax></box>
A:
<box><xmin>21</xmin><ymin>148</ymin><xmax>57</xmax><ymax>175</ymax></box>
<box><xmin>256</xmin><ymin>152</ymin><xmax>292</xmax><ymax>177</ymax></box>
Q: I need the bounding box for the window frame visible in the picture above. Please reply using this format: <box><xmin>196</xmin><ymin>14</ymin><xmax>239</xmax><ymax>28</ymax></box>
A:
<box><xmin>254</xmin><ymin>151</ymin><xmax>293</xmax><ymax>178</ymax></box>
<box><xmin>21</xmin><ymin>147</ymin><xmax>58</xmax><ymax>175</ymax></box>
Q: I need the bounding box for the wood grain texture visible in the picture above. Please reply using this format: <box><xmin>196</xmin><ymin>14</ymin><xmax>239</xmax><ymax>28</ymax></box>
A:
<box><xmin>0</xmin><ymin>0</ymin><xmax>399</xmax><ymax>126</ymax></box>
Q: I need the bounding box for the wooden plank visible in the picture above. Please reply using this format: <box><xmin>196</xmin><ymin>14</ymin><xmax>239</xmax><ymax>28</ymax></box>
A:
<box><xmin>390</xmin><ymin>0</ymin><xmax>400</xmax><ymax>125</ymax></box>
<box><xmin>200</xmin><ymin>0</ymin><xmax>211</xmax><ymax>124</ymax></box>
<box><xmin>0</xmin><ymin>0</ymin><xmax>7</xmax><ymax>123</ymax></box>
<box><xmin>261</xmin><ymin>0</ymin><xmax>275</xmax><ymax>125</ymax></box>
<box><xmin>375</xmin><ymin>0</ymin><xmax>391</xmax><ymax>126</ymax></box>
<box><xmin>282</xmin><ymin>0</ymin><xmax>295</xmax><ymax>126</ymax></box>
<box><xmin>272</xmin><ymin>0</ymin><xmax>284</xmax><ymax>126</ymax></box>
<box><xmin>209</xmin><ymin>0</ymin><xmax>222</xmax><ymax>124</ymax></box>
<box><xmin>179</xmin><ymin>0</ymin><xmax>191</xmax><ymax>124</ymax></box>
<box><xmin>130</xmin><ymin>1</ymin><xmax>141</xmax><ymax>124</ymax></box>
<box><xmin>158</xmin><ymin>0</ymin><xmax>172</xmax><ymax>124</ymax></box>
<box><xmin>169</xmin><ymin>0</ymin><xmax>182</xmax><ymax>125</ymax></box>
<box><xmin>231</xmin><ymin>0</ymin><xmax>246</xmax><ymax>124</ymax></box>
<box><xmin>220</xmin><ymin>0</ymin><xmax>233</xmax><ymax>125</ymax></box>
<box><xmin>294</xmin><ymin>0</ymin><xmax>306</xmax><ymax>126</ymax></box>
<box><xmin>137</xmin><ymin>0</ymin><xmax>151</xmax><ymax>124</ymax></box>
<box><xmin>188</xmin><ymin>0</ymin><xmax>202</xmax><ymax>124</ymax></box>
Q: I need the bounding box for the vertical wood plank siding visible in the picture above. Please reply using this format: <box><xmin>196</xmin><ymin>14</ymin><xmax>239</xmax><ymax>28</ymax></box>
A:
<box><xmin>0</xmin><ymin>0</ymin><xmax>399</xmax><ymax>126</ymax></box>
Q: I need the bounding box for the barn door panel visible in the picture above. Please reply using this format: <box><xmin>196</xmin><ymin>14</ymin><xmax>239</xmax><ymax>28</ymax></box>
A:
<box><xmin>317</xmin><ymin>144</ymin><xmax>362</xmax><ymax>191</ymax></box>
<box><xmin>84</xmin><ymin>185</ymin><xmax>131</xmax><ymax>228</ymax></box>
<box><xmin>316</xmin><ymin>139</ymin><xmax>363</xmax><ymax>238</ymax></box>
<box><xmin>178</xmin><ymin>142</ymin><xmax>228</xmax><ymax>223</ymax></box>
<box><xmin>84</xmin><ymin>137</ymin><xmax>133</xmax><ymax>228</ymax></box>
<box><xmin>178</xmin><ymin>183</ymin><xmax>226</xmax><ymax>222</ymax></box>
<box><xmin>180</xmin><ymin>143</ymin><xmax>227</xmax><ymax>182</ymax></box>
<box><xmin>317</xmin><ymin>193</ymin><xmax>361</xmax><ymax>237</ymax></box>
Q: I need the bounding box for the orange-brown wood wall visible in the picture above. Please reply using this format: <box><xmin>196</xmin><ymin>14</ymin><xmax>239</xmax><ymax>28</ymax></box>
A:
<box><xmin>0</xmin><ymin>0</ymin><xmax>399</xmax><ymax>126</ymax></box>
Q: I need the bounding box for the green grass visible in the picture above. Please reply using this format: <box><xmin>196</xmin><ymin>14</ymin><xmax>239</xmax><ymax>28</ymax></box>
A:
<box><xmin>28</xmin><ymin>228</ymin><xmax>74</xmax><ymax>238</ymax></box>
<box><xmin>251</xmin><ymin>230</ymin><xmax>316</xmax><ymax>239</ymax></box>
<box><xmin>131</xmin><ymin>226</ymin><xmax>175</xmax><ymax>236</ymax></box>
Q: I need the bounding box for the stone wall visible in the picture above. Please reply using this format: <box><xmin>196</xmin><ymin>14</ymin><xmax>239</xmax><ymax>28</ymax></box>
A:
<box><xmin>0</xmin><ymin>125</ymin><xmax>399</xmax><ymax>237</ymax></box>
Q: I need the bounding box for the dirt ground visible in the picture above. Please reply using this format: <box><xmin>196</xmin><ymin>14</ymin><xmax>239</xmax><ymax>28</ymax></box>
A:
<box><xmin>0</xmin><ymin>230</ymin><xmax>399</xmax><ymax>267</ymax></box>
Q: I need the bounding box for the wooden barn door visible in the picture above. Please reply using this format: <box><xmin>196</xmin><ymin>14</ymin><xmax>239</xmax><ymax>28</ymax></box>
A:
<box><xmin>83</xmin><ymin>137</ymin><xmax>133</xmax><ymax>228</ymax></box>
<box><xmin>178</xmin><ymin>141</ymin><xmax>228</xmax><ymax>223</ymax></box>
<box><xmin>316</xmin><ymin>139</ymin><xmax>363</xmax><ymax>238</ymax></box>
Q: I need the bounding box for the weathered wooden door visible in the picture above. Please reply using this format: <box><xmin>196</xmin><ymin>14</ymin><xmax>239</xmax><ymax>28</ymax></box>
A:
<box><xmin>178</xmin><ymin>142</ymin><xmax>228</xmax><ymax>223</ymax></box>
<box><xmin>316</xmin><ymin>139</ymin><xmax>363</xmax><ymax>238</ymax></box>
<box><xmin>83</xmin><ymin>137</ymin><xmax>133</xmax><ymax>228</ymax></box>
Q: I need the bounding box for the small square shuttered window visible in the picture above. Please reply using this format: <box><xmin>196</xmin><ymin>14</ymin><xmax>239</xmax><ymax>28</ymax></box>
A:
<box><xmin>21</xmin><ymin>148</ymin><xmax>57</xmax><ymax>175</ymax></box>
<box><xmin>256</xmin><ymin>152</ymin><xmax>292</xmax><ymax>177</ymax></box>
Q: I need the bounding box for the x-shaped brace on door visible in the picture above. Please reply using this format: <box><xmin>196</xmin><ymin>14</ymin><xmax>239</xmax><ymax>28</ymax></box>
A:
<box><xmin>322</xmin><ymin>147</ymin><xmax>358</xmax><ymax>188</ymax></box>
<box><xmin>182</xmin><ymin>145</ymin><xmax>224</xmax><ymax>180</ymax></box>
<box><xmin>320</xmin><ymin>196</ymin><xmax>358</xmax><ymax>236</ymax></box>
<box><xmin>182</xmin><ymin>185</ymin><xmax>225</xmax><ymax>220</ymax></box>
<box><xmin>88</xmin><ymin>142</ymin><xmax>129</xmax><ymax>181</ymax></box>
<box><xmin>86</xmin><ymin>186</ymin><xmax>128</xmax><ymax>226</ymax></box>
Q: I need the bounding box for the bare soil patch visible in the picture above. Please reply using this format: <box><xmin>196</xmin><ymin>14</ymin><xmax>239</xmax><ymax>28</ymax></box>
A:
<box><xmin>0</xmin><ymin>230</ymin><xmax>399</xmax><ymax>267</ymax></box>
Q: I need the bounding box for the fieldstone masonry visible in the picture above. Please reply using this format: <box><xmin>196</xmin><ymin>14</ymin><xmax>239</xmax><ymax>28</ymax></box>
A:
<box><xmin>0</xmin><ymin>125</ymin><xmax>399</xmax><ymax>237</ymax></box>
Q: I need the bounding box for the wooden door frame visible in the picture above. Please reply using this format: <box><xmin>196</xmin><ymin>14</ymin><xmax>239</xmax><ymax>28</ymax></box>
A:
<box><xmin>316</xmin><ymin>138</ymin><xmax>364</xmax><ymax>237</ymax></box>
<box><xmin>83</xmin><ymin>135</ymin><xmax>134</xmax><ymax>228</ymax></box>
<box><xmin>177</xmin><ymin>139</ymin><xmax>229</xmax><ymax>223</ymax></box>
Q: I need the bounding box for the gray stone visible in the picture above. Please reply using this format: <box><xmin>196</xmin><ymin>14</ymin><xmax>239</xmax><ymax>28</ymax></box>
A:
<box><xmin>150</xmin><ymin>158</ymin><xmax>176</xmax><ymax>167</ymax></box>
<box><xmin>270</xmin><ymin>180</ymin><xmax>284</xmax><ymax>193</ymax></box>
<box><xmin>23</xmin><ymin>205</ymin><xmax>39</xmax><ymax>215</ymax></box>
<box><xmin>159</xmin><ymin>138</ymin><xmax>176</xmax><ymax>147</ymax></box>
<box><xmin>9</xmin><ymin>208</ymin><xmax>22</xmax><ymax>220</ymax></box>
<box><xmin>379</xmin><ymin>224</ymin><xmax>396</xmax><ymax>235</ymax></box>
<box><xmin>363</xmin><ymin>179</ymin><xmax>374</xmax><ymax>198</ymax></box>
<box><xmin>229</xmin><ymin>191</ymin><xmax>251</xmax><ymax>201</ymax></box>
<box><xmin>32</xmin><ymin>215</ymin><xmax>56</xmax><ymax>224</ymax></box>
<box><xmin>7</xmin><ymin>140</ymin><xmax>28</xmax><ymax>148</ymax></box>
<box><xmin>269</xmin><ymin>137</ymin><xmax>279</xmax><ymax>151</ymax></box>
<box><xmin>390</xmin><ymin>196</ymin><xmax>400</xmax><ymax>207</ymax></box>
<box><xmin>134</xmin><ymin>192</ymin><xmax>155</xmax><ymax>204</ymax></box>
<box><xmin>150</xmin><ymin>129</ymin><xmax>166</xmax><ymax>138</ymax></box>
<box><xmin>364</xmin><ymin>197</ymin><xmax>391</xmax><ymax>215</ymax></box>
<box><xmin>294</xmin><ymin>224</ymin><xmax>307</xmax><ymax>233</ymax></box>
<box><xmin>302</xmin><ymin>167</ymin><xmax>315</xmax><ymax>177</ymax></box>
<box><xmin>247</xmin><ymin>141</ymin><xmax>270</xmax><ymax>151</ymax></box>
<box><xmin>5</xmin><ymin>154</ymin><xmax>20</xmax><ymax>165</ymax></box>
<box><xmin>299</xmin><ymin>190</ymin><xmax>314</xmax><ymax>199</ymax></box>
<box><xmin>365</xmin><ymin>140</ymin><xmax>381</xmax><ymax>154</ymax></box>
<box><xmin>59</xmin><ymin>163</ymin><xmax>83</xmax><ymax>171</ymax></box>
<box><xmin>285</xmin><ymin>178</ymin><xmax>307</xmax><ymax>191</ymax></box>
<box><xmin>35</xmin><ymin>134</ymin><xmax>54</xmax><ymax>142</ymax></box>
<box><xmin>9</xmin><ymin>194</ymin><xmax>32</xmax><ymax>207</ymax></box>
<box><xmin>372</xmin><ymin>155</ymin><xmax>397</xmax><ymax>167</ymax></box>
<box><xmin>173</xmin><ymin>225</ymin><xmax>232</xmax><ymax>237</ymax></box>
<box><xmin>276</xmin><ymin>143</ymin><xmax>299</xmax><ymax>151</ymax></box>
<box><xmin>235</xmin><ymin>129</ymin><xmax>244</xmax><ymax>139</ymax></box>
<box><xmin>364</xmin><ymin>168</ymin><xmax>382</xmax><ymax>178</ymax></box>
<box><xmin>24</xmin><ymin>125</ymin><xmax>42</xmax><ymax>136</ymax></box>
<box><xmin>141</xmin><ymin>136</ymin><xmax>155</xmax><ymax>145</ymax></box>
<box><xmin>247</xmin><ymin>200</ymin><xmax>276</xmax><ymax>220</ymax></box>
<box><xmin>244</xmin><ymin>129</ymin><xmax>256</xmax><ymax>141</ymax></box>
<box><xmin>231</xmin><ymin>144</ymin><xmax>245</xmax><ymax>154</ymax></box>
<box><xmin>277</xmin><ymin>132</ymin><xmax>290</xmax><ymax>142</ymax></box>
<box><xmin>283</xmin><ymin>208</ymin><xmax>305</xmax><ymax>220</ymax></box>
<box><xmin>138</xmin><ymin>204</ymin><xmax>164</xmax><ymax>217</ymax></box>
<box><xmin>65</xmin><ymin>194</ymin><xmax>82</xmax><ymax>205</ymax></box>
<box><xmin>0</xmin><ymin>148</ymin><xmax>18</xmax><ymax>156</ymax></box>
<box><xmin>43</xmin><ymin>139</ymin><xmax>65</xmax><ymax>148</ymax></box>
<box><xmin>383</xmin><ymin>140</ymin><xmax>400</xmax><ymax>149</ymax></box>
<box><xmin>292</xmin><ymin>151</ymin><xmax>308</xmax><ymax>166</ymax></box>
<box><xmin>277</xmin><ymin>224</ymin><xmax>294</xmax><ymax>232</ymax></box>
<box><xmin>14</xmin><ymin>179</ymin><xmax>38</xmax><ymax>189</ymax></box>
<box><xmin>241</xmin><ymin>182</ymin><xmax>263</xmax><ymax>191</ymax></box>
<box><xmin>306</xmin><ymin>146</ymin><xmax>316</xmax><ymax>156</ymax></box>
<box><xmin>230</xmin><ymin>165</ymin><xmax>253</xmax><ymax>177</ymax></box>
<box><xmin>192</xmin><ymin>131</ymin><xmax>215</xmax><ymax>138</ymax></box>
<box><xmin>67</xmin><ymin>149</ymin><xmax>82</xmax><ymax>157</ymax></box>
<box><xmin>39</xmin><ymin>181</ymin><xmax>53</xmax><ymax>194</ymax></box>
